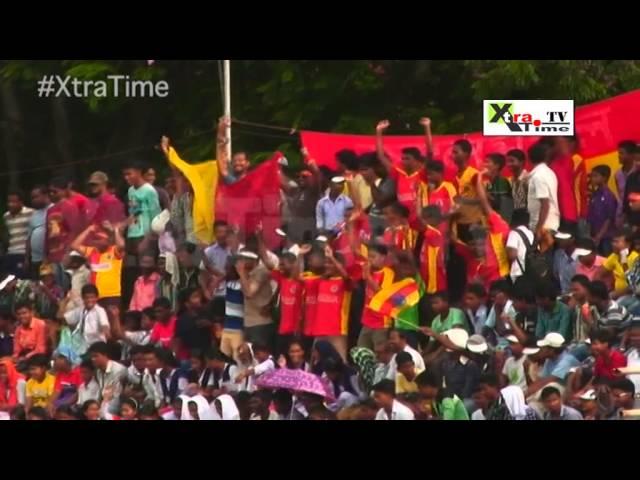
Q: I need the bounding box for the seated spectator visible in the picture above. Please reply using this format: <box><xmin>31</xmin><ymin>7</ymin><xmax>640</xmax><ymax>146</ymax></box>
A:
<box><xmin>372</xmin><ymin>379</ymin><xmax>414</xmax><ymax>420</ymax></box>
<box><xmin>541</xmin><ymin>386</ymin><xmax>583</xmax><ymax>420</ymax></box>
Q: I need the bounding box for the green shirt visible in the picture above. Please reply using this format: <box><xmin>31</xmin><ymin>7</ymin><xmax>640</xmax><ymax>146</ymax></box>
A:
<box><xmin>431</xmin><ymin>307</ymin><xmax>466</xmax><ymax>335</ymax></box>
<box><xmin>127</xmin><ymin>183</ymin><xmax>161</xmax><ymax>239</ymax></box>
<box><xmin>535</xmin><ymin>301</ymin><xmax>571</xmax><ymax>341</ymax></box>
<box><xmin>435</xmin><ymin>394</ymin><xmax>470</xmax><ymax>420</ymax></box>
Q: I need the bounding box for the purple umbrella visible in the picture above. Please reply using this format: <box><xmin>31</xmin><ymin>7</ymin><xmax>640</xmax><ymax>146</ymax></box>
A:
<box><xmin>255</xmin><ymin>368</ymin><xmax>335</xmax><ymax>401</ymax></box>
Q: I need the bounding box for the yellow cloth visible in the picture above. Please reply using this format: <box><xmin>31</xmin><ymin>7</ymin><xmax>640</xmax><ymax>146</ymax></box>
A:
<box><xmin>603</xmin><ymin>251</ymin><xmax>639</xmax><ymax>292</ymax></box>
<box><xmin>167</xmin><ymin>147</ymin><xmax>218</xmax><ymax>244</ymax></box>
<box><xmin>396</xmin><ymin>368</ymin><xmax>424</xmax><ymax>394</ymax></box>
<box><xmin>26</xmin><ymin>373</ymin><xmax>56</xmax><ymax>408</ymax></box>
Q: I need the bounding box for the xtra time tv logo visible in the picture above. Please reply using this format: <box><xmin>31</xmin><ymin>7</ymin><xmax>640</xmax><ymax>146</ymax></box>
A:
<box><xmin>483</xmin><ymin>100</ymin><xmax>574</xmax><ymax>136</ymax></box>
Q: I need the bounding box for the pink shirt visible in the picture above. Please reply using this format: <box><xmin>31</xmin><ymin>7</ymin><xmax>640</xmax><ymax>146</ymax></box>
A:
<box><xmin>13</xmin><ymin>317</ymin><xmax>47</xmax><ymax>359</ymax></box>
<box><xmin>150</xmin><ymin>316</ymin><xmax>177</xmax><ymax>348</ymax></box>
<box><xmin>576</xmin><ymin>256</ymin><xmax>605</xmax><ymax>281</ymax></box>
<box><xmin>129</xmin><ymin>272</ymin><xmax>161</xmax><ymax>312</ymax></box>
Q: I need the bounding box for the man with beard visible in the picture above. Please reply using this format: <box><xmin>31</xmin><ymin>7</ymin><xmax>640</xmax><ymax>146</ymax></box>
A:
<box><xmin>86</xmin><ymin>171</ymin><xmax>126</xmax><ymax>227</ymax></box>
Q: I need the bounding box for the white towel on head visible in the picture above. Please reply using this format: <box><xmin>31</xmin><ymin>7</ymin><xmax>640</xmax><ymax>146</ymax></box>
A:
<box><xmin>501</xmin><ymin>385</ymin><xmax>528</xmax><ymax>420</ymax></box>
<box><xmin>181</xmin><ymin>394</ymin><xmax>215</xmax><ymax>420</ymax></box>
<box><xmin>211</xmin><ymin>394</ymin><xmax>240</xmax><ymax>420</ymax></box>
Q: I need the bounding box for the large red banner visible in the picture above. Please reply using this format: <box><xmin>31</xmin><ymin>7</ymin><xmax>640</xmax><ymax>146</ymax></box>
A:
<box><xmin>301</xmin><ymin>89</ymin><xmax>640</xmax><ymax>184</ymax></box>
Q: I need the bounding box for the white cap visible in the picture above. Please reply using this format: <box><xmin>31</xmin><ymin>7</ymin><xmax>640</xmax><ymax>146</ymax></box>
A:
<box><xmin>0</xmin><ymin>274</ymin><xmax>16</xmax><ymax>292</ymax></box>
<box><xmin>444</xmin><ymin>328</ymin><xmax>470</xmax><ymax>350</ymax></box>
<box><xmin>275</xmin><ymin>228</ymin><xmax>287</xmax><ymax>238</ymax></box>
<box><xmin>238</xmin><ymin>251</ymin><xmax>259</xmax><ymax>260</ymax></box>
<box><xmin>505</xmin><ymin>335</ymin><xmax>519</xmax><ymax>344</ymax></box>
<box><xmin>151</xmin><ymin>209</ymin><xmax>171</xmax><ymax>235</ymax></box>
<box><xmin>572</xmin><ymin>248</ymin><xmax>593</xmax><ymax>260</ymax></box>
<box><xmin>554</xmin><ymin>232</ymin><xmax>573</xmax><ymax>240</ymax></box>
<box><xmin>315</xmin><ymin>235</ymin><xmax>328</xmax><ymax>243</ymax></box>
<box><xmin>579</xmin><ymin>389</ymin><xmax>597</xmax><ymax>401</ymax></box>
<box><xmin>466</xmin><ymin>334</ymin><xmax>488</xmax><ymax>353</ymax></box>
<box><xmin>523</xmin><ymin>347</ymin><xmax>540</xmax><ymax>355</ymax></box>
<box><xmin>584</xmin><ymin>338</ymin><xmax>591</xmax><ymax>345</ymax></box>
<box><xmin>69</xmin><ymin>250</ymin><xmax>84</xmax><ymax>258</ymax></box>
<box><xmin>331</xmin><ymin>176</ymin><xmax>346</xmax><ymax>184</ymax></box>
<box><xmin>537</xmin><ymin>332</ymin><xmax>566</xmax><ymax>348</ymax></box>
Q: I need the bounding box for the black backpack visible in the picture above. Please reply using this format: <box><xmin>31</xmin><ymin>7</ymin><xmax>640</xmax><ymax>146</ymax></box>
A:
<box><xmin>513</xmin><ymin>227</ymin><xmax>550</xmax><ymax>281</ymax></box>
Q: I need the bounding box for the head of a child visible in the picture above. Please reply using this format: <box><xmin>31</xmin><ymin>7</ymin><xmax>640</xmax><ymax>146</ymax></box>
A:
<box><xmin>81</xmin><ymin>284</ymin><xmax>99</xmax><ymax>310</ymax></box>
<box><xmin>177</xmin><ymin>243</ymin><xmax>196</xmax><ymax>269</ymax></box>
<box><xmin>82</xmin><ymin>400</ymin><xmax>101</xmax><ymax>420</ymax></box>
<box><xmin>535</xmin><ymin>281</ymin><xmax>558</xmax><ymax>312</ymax></box>
<box><xmin>14</xmin><ymin>302</ymin><xmax>33</xmax><ymax>327</ymax></box>
<box><xmin>143</xmin><ymin>346</ymin><xmax>159</xmax><ymax>372</ymax></box>
<box><xmin>430</xmin><ymin>291</ymin><xmax>450</xmax><ymax>316</ymax></box>
<box><xmin>307</xmin><ymin>249</ymin><xmax>326</xmax><ymax>275</ymax></box>
<box><xmin>484</xmin><ymin>153</ymin><xmax>505</xmax><ymax>178</ymax></box>
<box><xmin>478</xmin><ymin>373</ymin><xmax>501</xmax><ymax>403</ymax></box>
<box><xmin>88</xmin><ymin>342</ymin><xmax>111</xmax><ymax>370</ymax></box>
<box><xmin>383</xmin><ymin>202</ymin><xmax>410</xmax><ymax>227</ymax></box>
<box><xmin>93</xmin><ymin>229</ymin><xmax>112</xmax><ymax>252</ymax></box>
<box><xmin>422</xmin><ymin>205</ymin><xmax>443</xmax><ymax>228</ymax></box>
<box><xmin>39</xmin><ymin>263</ymin><xmax>56</xmax><ymax>288</ymax></box>
<box><xmin>140</xmin><ymin>308</ymin><xmax>155</xmax><ymax>331</ymax></box>
<box><xmin>426</xmin><ymin>159</ymin><xmax>444</xmax><ymax>186</ymax></box>
<box><xmin>152</xmin><ymin>297</ymin><xmax>172</xmax><ymax>324</ymax></box>
<box><xmin>248</xmin><ymin>390</ymin><xmax>272</xmax><ymax>415</ymax></box>
<box><xmin>570</xmin><ymin>275</ymin><xmax>590</xmax><ymax>304</ymax></box>
<box><xmin>390</xmin><ymin>250</ymin><xmax>416</xmax><ymax>281</ymax></box>
<box><xmin>468</xmin><ymin>227</ymin><xmax>488</xmax><ymax>259</ymax></box>
<box><xmin>400</xmin><ymin>147</ymin><xmax>423</xmax><ymax>172</ymax></box>
<box><xmin>611</xmin><ymin>378</ymin><xmax>636</xmax><ymax>410</ymax></box>
<box><xmin>121</xmin><ymin>398</ymin><xmax>138</xmax><ymax>420</ymax></box>
<box><xmin>187</xmin><ymin>400</ymin><xmax>199</xmax><ymax>419</ymax></box>
<box><xmin>612</xmin><ymin>230</ymin><xmax>631</xmax><ymax>255</ymax></box>
<box><xmin>367</xmin><ymin>244</ymin><xmax>388</xmax><ymax>271</ymax></box>
<box><xmin>27</xmin><ymin>407</ymin><xmax>50</xmax><ymax>421</ymax></box>
<box><xmin>123</xmin><ymin>310</ymin><xmax>142</xmax><ymax>332</ymax></box>
<box><xmin>273</xmin><ymin>389</ymin><xmax>293</xmax><ymax>417</ymax></box>
<box><xmin>79</xmin><ymin>360</ymin><xmax>94</xmax><ymax>384</ymax></box>
<box><xmin>415</xmin><ymin>370</ymin><xmax>439</xmax><ymax>400</ymax></box>
<box><xmin>472</xmin><ymin>386</ymin><xmax>489</xmax><ymax>412</ymax></box>
<box><xmin>510</xmin><ymin>208</ymin><xmax>530</xmax><ymax>230</ymax></box>
<box><xmin>541</xmin><ymin>386</ymin><xmax>563</xmax><ymax>416</ymax></box>
<box><xmin>28</xmin><ymin>354</ymin><xmax>49</xmax><ymax>382</ymax></box>
<box><xmin>53</xmin><ymin>354</ymin><xmax>72</xmax><ymax>374</ymax></box>
<box><xmin>172</xmin><ymin>397</ymin><xmax>183</xmax><ymax>419</ymax></box>
<box><xmin>512</xmin><ymin>284</ymin><xmax>535</xmax><ymax>314</ymax></box>
<box><xmin>589</xmin><ymin>329</ymin><xmax>612</xmax><ymax>358</ymax></box>
<box><xmin>396</xmin><ymin>351</ymin><xmax>416</xmax><ymax>379</ymax></box>
<box><xmin>279</xmin><ymin>252</ymin><xmax>298</xmax><ymax>278</ymax></box>
<box><xmin>372</xmin><ymin>379</ymin><xmax>396</xmax><ymax>410</ymax></box>
<box><xmin>181</xmin><ymin>287</ymin><xmax>203</xmax><ymax>313</ymax></box>
<box><xmin>139</xmin><ymin>253</ymin><xmax>157</xmax><ymax>278</ymax></box>
<box><xmin>587</xmin><ymin>280</ymin><xmax>610</xmax><ymax>311</ymax></box>
<box><xmin>490</xmin><ymin>280</ymin><xmax>511</xmax><ymax>309</ymax></box>
<box><xmin>464</xmin><ymin>284</ymin><xmax>487</xmax><ymax>313</ymax></box>
<box><xmin>130</xmin><ymin>345</ymin><xmax>146</xmax><ymax>372</ymax></box>
<box><xmin>206</xmin><ymin>349</ymin><xmax>227</xmax><ymax>372</ymax></box>
<box><xmin>323</xmin><ymin>252</ymin><xmax>345</xmax><ymax>277</ymax></box>
<box><xmin>190</xmin><ymin>350</ymin><xmax>205</xmax><ymax>373</ymax></box>
<box><xmin>252</xmin><ymin>343</ymin><xmax>271</xmax><ymax>364</ymax></box>
<box><xmin>452</xmin><ymin>139</ymin><xmax>472</xmax><ymax>169</ymax></box>
<box><xmin>506</xmin><ymin>149</ymin><xmax>526</xmax><ymax>176</ymax></box>
<box><xmin>590</xmin><ymin>165</ymin><xmax>610</xmax><ymax>189</ymax></box>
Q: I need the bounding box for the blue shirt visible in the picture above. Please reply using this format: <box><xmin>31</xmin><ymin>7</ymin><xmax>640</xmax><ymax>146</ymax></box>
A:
<box><xmin>224</xmin><ymin>280</ymin><xmax>244</xmax><ymax>331</ymax></box>
<box><xmin>28</xmin><ymin>205</ymin><xmax>51</xmax><ymax>262</ymax></box>
<box><xmin>203</xmin><ymin>242</ymin><xmax>242</xmax><ymax>297</ymax></box>
<box><xmin>543</xmin><ymin>404</ymin><xmax>583</xmax><ymax>420</ymax></box>
<box><xmin>315</xmin><ymin>194</ymin><xmax>353</xmax><ymax>232</ymax></box>
<box><xmin>127</xmin><ymin>183</ymin><xmax>161</xmax><ymax>239</ymax></box>
<box><xmin>541</xmin><ymin>350</ymin><xmax>580</xmax><ymax>381</ymax></box>
<box><xmin>553</xmin><ymin>249</ymin><xmax>576</xmax><ymax>294</ymax></box>
<box><xmin>587</xmin><ymin>186</ymin><xmax>618</xmax><ymax>240</ymax></box>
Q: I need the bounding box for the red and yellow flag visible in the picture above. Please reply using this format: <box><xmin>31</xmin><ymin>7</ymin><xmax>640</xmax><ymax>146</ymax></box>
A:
<box><xmin>369</xmin><ymin>277</ymin><xmax>421</xmax><ymax>319</ymax></box>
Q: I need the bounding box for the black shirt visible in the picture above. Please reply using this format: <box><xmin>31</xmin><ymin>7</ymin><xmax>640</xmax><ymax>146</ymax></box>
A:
<box><xmin>623</xmin><ymin>170</ymin><xmax>640</xmax><ymax>225</ymax></box>
<box><xmin>175</xmin><ymin>311</ymin><xmax>212</xmax><ymax>352</ymax></box>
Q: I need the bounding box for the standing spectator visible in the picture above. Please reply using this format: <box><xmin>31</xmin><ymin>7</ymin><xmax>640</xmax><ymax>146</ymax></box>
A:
<box><xmin>143</xmin><ymin>167</ymin><xmax>171</xmax><ymax>210</ymax></box>
<box><xmin>552</xmin><ymin>231</ymin><xmax>577</xmax><ymax>294</ymax></box>
<box><xmin>123</xmin><ymin>161</ymin><xmax>161</xmax><ymax>243</ymax></box>
<box><xmin>507</xmin><ymin>149</ymin><xmax>529</xmax><ymax>210</ymax></box>
<box><xmin>2</xmin><ymin>190</ymin><xmax>33</xmax><ymax>277</ymax></box>
<box><xmin>63</xmin><ymin>251</ymin><xmax>90</xmax><ymax>313</ymax></box>
<box><xmin>169</xmin><ymin>173</ymin><xmax>195</xmax><ymax>245</ymax></box>
<box><xmin>527</xmin><ymin>142</ymin><xmax>560</xmax><ymax>252</ymax></box>
<box><xmin>587</xmin><ymin>165</ymin><xmax>617</xmax><ymax>256</ymax></box>
<box><xmin>25</xmin><ymin>186</ymin><xmax>52</xmax><ymax>279</ymax></box>
<box><xmin>359</xmin><ymin>153</ymin><xmax>396</xmax><ymax>235</ymax></box>
<box><xmin>451</xmin><ymin>139</ymin><xmax>482</xmax><ymax>242</ymax></box>
<box><xmin>316</xmin><ymin>177</ymin><xmax>353</xmax><ymax>234</ymax></box>
<box><xmin>335</xmin><ymin>149</ymin><xmax>372</xmax><ymax>210</ymax></box>
<box><xmin>46</xmin><ymin>177</ymin><xmax>81</xmax><ymax>264</ymax></box>
<box><xmin>283</xmin><ymin>156</ymin><xmax>321</xmax><ymax>243</ymax></box>
<box><xmin>50</xmin><ymin>176</ymin><xmax>90</xmax><ymax>231</ymax></box>
<box><xmin>86</xmin><ymin>171</ymin><xmax>126</xmax><ymax>226</ymax></box>
<box><xmin>216</xmin><ymin>117</ymin><xmax>251</xmax><ymax>184</ymax></box>
<box><xmin>422</xmin><ymin>160</ymin><xmax>457</xmax><ymax>220</ymax></box>
<box><xmin>549</xmin><ymin>137</ymin><xmax>579</xmax><ymax>230</ymax></box>
<box><xmin>484</xmin><ymin>153</ymin><xmax>513</xmax><ymax>221</ymax></box>
<box><xmin>616</xmin><ymin>140</ymin><xmax>637</xmax><ymax>227</ymax></box>
<box><xmin>201</xmin><ymin>221</ymin><xmax>241</xmax><ymax>311</ymax></box>
<box><xmin>129</xmin><ymin>253</ymin><xmax>161</xmax><ymax>312</ymax></box>
<box><xmin>71</xmin><ymin>222</ymin><xmax>125</xmax><ymax>310</ymax></box>
<box><xmin>506</xmin><ymin>208</ymin><xmax>535</xmax><ymax>283</ymax></box>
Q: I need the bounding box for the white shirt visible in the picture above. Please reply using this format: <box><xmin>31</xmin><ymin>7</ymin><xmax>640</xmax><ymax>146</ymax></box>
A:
<box><xmin>200</xmin><ymin>364</ymin><xmax>239</xmax><ymax>393</ymax></box>
<box><xmin>502</xmin><ymin>355</ymin><xmax>528</xmax><ymax>390</ymax></box>
<box><xmin>527</xmin><ymin>163</ymin><xmax>560</xmax><ymax>232</ymax></box>
<box><xmin>64</xmin><ymin>305</ymin><xmax>110</xmax><ymax>353</ymax></box>
<box><xmin>387</xmin><ymin>345</ymin><xmax>425</xmax><ymax>380</ymax></box>
<box><xmin>375</xmin><ymin>399</ymin><xmax>415</xmax><ymax>420</ymax></box>
<box><xmin>506</xmin><ymin>226</ymin><xmax>535</xmax><ymax>281</ymax></box>
<box><xmin>471</xmin><ymin>409</ymin><xmax>486</xmax><ymax>420</ymax></box>
<box><xmin>77</xmin><ymin>379</ymin><xmax>100</xmax><ymax>405</ymax></box>
<box><xmin>626</xmin><ymin>348</ymin><xmax>640</xmax><ymax>394</ymax></box>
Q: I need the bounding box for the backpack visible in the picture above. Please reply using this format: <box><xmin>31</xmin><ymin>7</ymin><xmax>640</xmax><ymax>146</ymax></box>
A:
<box><xmin>513</xmin><ymin>227</ymin><xmax>550</xmax><ymax>281</ymax></box>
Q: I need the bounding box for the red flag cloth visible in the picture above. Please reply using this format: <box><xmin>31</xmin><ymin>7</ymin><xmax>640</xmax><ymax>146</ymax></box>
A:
<box><xmin>215</xmin><ymin>152</ymin><xmax>283</xmax><ymax>249</ymax></box>
<box><xmin>301</xmin><ymin>89</ymin><xmax>640</xmax><ymax>191</ymax></box>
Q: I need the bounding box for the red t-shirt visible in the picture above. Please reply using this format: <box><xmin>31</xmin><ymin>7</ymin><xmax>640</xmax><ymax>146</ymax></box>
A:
<box><xmin>272</xmin><ymin>271</ymin><xmax>303</xmax><ymax>335</ymax></box>
<box><xmin>550</xmin><ymin>154</ymin><xmax>578</xmax><ymax>222</ymax></box>
<box><xmin>361</xmin><ymin>267</ymin><xmax>395</xmax><ymax>329</ymax></box>
<box><xmin>302</xmin><ymin>273</ymin><xmax>322</xmax><ymax>337</ymax></box>
<box><xmin>150</xmin><ymin>316</ymin><xmax>177</xmax><ymax>348</ymax></box>
<box><xmin>313</xmin><ymin>277</ymin><xmax>352</xmax><ymax>336</ymax></box>
<box><xmin>332</xmin><ymin>231</ymin><xmax>364</xmax><ymax>281</ymax></box>
<box><xmin>383</xmin><ymin>225</ymin><xmax>418</xmax><ymax>251</ymax></box>
<box><xmin>390</xmin><ymin>167</ymin><xmax>428</xmax><ymax>227</ymax></box>
<box><xmin>593</xmin><ymin>349</ymin><xmax>627</xmax><ymax>380</ymax></box>
<box><xmin>46</xmin><ymin>199</ymin><xmax>81</xmax><ymax>263</ymax></box>
<box><xmin>54</xmin><ymin>368</ymin><xmax>82</xmax><ymax>393</ymax></box>
<box><xmin>89</xmin><ymin>192</ymin><xmax>127</xmax><ymax>226</ymax></box>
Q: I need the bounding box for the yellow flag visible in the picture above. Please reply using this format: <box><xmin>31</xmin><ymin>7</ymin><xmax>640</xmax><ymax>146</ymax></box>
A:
<box><xmin>167</xmin><ymin>146</ymin><xmax>218</xmax><ymax>244</ymax></box>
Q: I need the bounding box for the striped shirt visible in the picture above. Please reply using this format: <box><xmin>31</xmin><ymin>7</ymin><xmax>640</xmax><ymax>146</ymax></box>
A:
<box><xmin>591</xmin><ymin>300</ymin><xmax>632</xmax><ymax>343</ymax></box>
<box><xmin>224</xmin><ymin>280</ymin><xmax>244</xmax><ymax>331</ymax></box>
<box><xmin>3</xmin><ymin>207</ymin><xmax>33</xmax><ymax>254</ymax></box>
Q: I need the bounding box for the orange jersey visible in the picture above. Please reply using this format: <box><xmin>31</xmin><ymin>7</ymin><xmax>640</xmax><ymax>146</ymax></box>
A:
<box><xmin>301</xmin><ymin>272</ymin><xmax>322</xmax><ymax>337</ymax></box>
<box><xmin>313</xmin><ymin>277</ymin><xmax>352</xmax><ymax>336</ymax></box>
<box><xmin>454</xmin><ymin>166</ymin><xmax>483</xmax><ymax>225</ymax></box>
<box><xmin>573</xmin><ymin>154</ymin><xmax>588</xmax><ymax>218</ymax></box>
<box><xmin>419</xmin><ymin>226</ymin><xmax>447</xmax><ymax>294</ymax></box>
<box><xmin>383</xmin><ymin>224</ymin><xmax>418</xmax><ymax>251</ymax></box>
<box><xmin>390</xmin><ymin>166</ymin><xmax>428</xmax><ymax>227</ymax></box>
<box><xmin>272</xmin><ymin>271</ymin><xmax>303</xmax><ymax>335</ymax></box>
<box><xmin>361</xmin><ymin>267</ymin><xmax>395</xmax><ymax>329</ymax></box>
